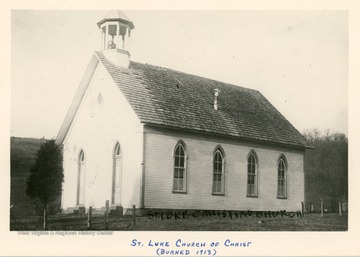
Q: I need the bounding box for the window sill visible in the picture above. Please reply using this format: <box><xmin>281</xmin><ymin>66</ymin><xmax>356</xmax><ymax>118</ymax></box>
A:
<box><xmin>246</xmin><ymin>195</ymin><xmax>258</xmax><ymax>198</ymax></box>
<box><xmin>277</xmin><ymin>196</ymin><xmax>287</xmax><ymax>199</ymax></box>
<box><xmin>172</xmin><ymin>191</ymin><xmax>187</xmax><ymax>194</ymax></box>
<box><xmin>212</xmin><ymin>193</ymin><xmax>225</xmax><ymax>196</ymax></box>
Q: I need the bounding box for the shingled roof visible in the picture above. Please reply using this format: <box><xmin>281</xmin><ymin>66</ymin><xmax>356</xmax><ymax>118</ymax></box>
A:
<box><xmin>95</xmin><ymin>51</ymin><xmax>309</xmax><ymax>149</ymax></box>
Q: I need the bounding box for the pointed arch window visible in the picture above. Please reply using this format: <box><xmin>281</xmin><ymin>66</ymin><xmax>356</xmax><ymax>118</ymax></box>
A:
<box><xmin>212</xmin><ymin>147</ymin><xmax>225</xmax><ymax>195</ymax></box>
<box><xmin>247</xmin><ymin>151</ymin><xmax>258</xmax><ymax>197</ymax></box>
<box><xmin>112</xmin><ymin>142</ymin><xmax>123</xmax><ymax>204</ymax></box>
<box><xmin>277</xmin><ymin>155</ymin><xmax>287</xmax><ymax>198</ymax></box>
<box><xmin>173</xmin><ymin>141</ymin><xmax>187</xmax><ymax>193</ymax></box>
<box><xmin>77</xmin><ymin>150</ymin><xmax>85</xmax><ymax>206</ymax></box>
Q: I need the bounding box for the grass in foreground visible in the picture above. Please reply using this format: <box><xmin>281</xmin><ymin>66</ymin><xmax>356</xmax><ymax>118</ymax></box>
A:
<box><xmin>10</xmin><ymin>212</ymin><xmax>347</xmax><ymax>231</ymax></box>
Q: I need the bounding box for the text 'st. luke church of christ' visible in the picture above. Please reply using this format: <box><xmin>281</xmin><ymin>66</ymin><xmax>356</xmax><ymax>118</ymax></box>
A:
<box><xmin>56</xmin><ymin>11</ymin><xmax>311</xmax><ymax>215</ymax></box>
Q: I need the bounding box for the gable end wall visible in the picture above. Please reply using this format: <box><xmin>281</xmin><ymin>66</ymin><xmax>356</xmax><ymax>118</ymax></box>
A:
<box><xmin>61</xmin><ymin>62</ymin><xmax>143</xmax><ymax>212</ymax></box>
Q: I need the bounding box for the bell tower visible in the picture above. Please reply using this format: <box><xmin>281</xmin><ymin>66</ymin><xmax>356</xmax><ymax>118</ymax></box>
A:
<box><xmin>97</xmin><ymin>11</ymin><xmax>134</xmax><ymax>67</ymax></box>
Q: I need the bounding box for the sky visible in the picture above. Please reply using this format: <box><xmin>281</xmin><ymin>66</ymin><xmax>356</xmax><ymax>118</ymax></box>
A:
<box><xmin>11</xmin><ymin>10</ymin><xmax>348</xmax><ymax>139</ymax></box>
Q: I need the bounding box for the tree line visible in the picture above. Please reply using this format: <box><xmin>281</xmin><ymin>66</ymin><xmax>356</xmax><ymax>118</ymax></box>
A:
<box><xmin>303</xmin><ymin>129</ymin><xmax>348</xmax><ymax>212</ymax></box>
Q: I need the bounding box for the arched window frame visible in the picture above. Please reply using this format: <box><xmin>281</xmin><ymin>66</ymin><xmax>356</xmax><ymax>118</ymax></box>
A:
<box><xmin>114</xmin><ymin>142</ymin><xmax>121</xmax><ymax>158</ymax></box>
<box><xmin>172</xmin><ymin>140</ymin><xmax>187</xmax><ymax>193</ymax></box>
<box><xmin>246</xmin><ymin>150</ymin><xmax>259</xmax><ymax>197</ymax></box>
<box><xmin>212</xmin><ymin>146</ymin><xmax>225</xmax><ymax>196</ymax></box>
<box><xmin>112</xmin><ymin>142</ymin><xmax>123</xmax><ymax>204</ymax></box>
<box><xmin>277</xmin><ymin>154</ymin><xmax>287</xmax><ymax>199</ymax></box>
<box><xmin>77</xmin><ymin>150</ymin><xmax>85</xmax><ymax>206</ymax></box>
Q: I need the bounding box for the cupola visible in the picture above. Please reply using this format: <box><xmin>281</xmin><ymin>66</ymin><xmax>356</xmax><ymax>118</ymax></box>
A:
<box><xmin>97</xmin><ymin>11</ymin><xmax>134</xmax><ymax>67</ymax></box>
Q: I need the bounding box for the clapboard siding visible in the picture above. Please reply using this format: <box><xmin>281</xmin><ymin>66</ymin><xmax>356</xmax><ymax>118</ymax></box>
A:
<box><xmin>144</xmin><ymin>126</ymin><xmax>304</xmax><ymax>211</ymax></box>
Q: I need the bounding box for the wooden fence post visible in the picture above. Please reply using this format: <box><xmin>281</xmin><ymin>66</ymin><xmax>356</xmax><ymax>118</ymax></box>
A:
<box><xmin>301</xmin><ymin>201</ymin><xmax>305</xmax><ymax>218</ymax></box>
<box><xmin>43</xmin><ymin>207</ymin><xmax>47</xmax><ymax>230</ymax></box>
<box><xmin>339</xmin><ymin>202</ymin><xmax>342</xmax><ymax>216</ymax></box>
<box><xmin>87</xmin><ymin>206</ymin><xmax>92</xmax><ymax>229</ymax></box>
<box><xmin>132</xmin><ymin>205</ymin><xmax>136</xmax><ymax>226</ymax></box>
<box><xmin>104</xmin><ymin>200</ymin><xmax>109</xmax><ymax>229</ymax></box>
<box><xmin>320</xmin><ymin>200</ymin><xmax>324</xmax><ymax>217</ymax></box>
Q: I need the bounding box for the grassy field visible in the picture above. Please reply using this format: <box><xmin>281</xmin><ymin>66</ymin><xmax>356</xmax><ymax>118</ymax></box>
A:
<box><xmin>10</xmin><ymin>212</ymin><xmax>347</xmax><ymax>231</ymax></box>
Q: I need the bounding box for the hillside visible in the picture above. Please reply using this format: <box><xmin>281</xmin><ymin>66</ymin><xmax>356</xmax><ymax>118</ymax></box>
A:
<box><xmin>11</xmin><ymin>137</ymin><xmax>48</xmax><ymax>218</ymax></box>
<box><xmin>303</xmin><ymin>130</ymin><xmax>348</xmax><ymax>212</ymax></box>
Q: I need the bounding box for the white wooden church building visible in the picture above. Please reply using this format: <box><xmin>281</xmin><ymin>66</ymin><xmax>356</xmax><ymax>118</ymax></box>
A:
<box><xmin>56</xmin><ymin>11</ymin><xmax>310</xmax><ymax>214</ymax></box>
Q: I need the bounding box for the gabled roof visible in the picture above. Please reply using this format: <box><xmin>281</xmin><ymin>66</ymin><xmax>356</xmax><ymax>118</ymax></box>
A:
<box><xmin>93</xmin><ymin>51</ymin><xmax>310</xmax><ymax>149</ymax></box>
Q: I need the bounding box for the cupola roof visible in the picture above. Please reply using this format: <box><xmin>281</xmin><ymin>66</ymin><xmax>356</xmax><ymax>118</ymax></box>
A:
<box><xmin>97</xmin><ymin>10</ymin><xmax>134</xmax><ymax>29</ymax></box>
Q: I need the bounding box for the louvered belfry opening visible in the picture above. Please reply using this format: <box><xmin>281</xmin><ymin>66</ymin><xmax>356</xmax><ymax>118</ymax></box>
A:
<box><xmin>97</xmin><ymin>11</ymin><xmax>135</xmax><ymax>67</ymax></box>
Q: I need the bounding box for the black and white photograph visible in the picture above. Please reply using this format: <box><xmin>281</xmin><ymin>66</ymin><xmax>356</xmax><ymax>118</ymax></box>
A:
<box><xmin>2</xmin><ymin>1</ymin><xmax>360</xmax><ymax>256</ymax></box>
